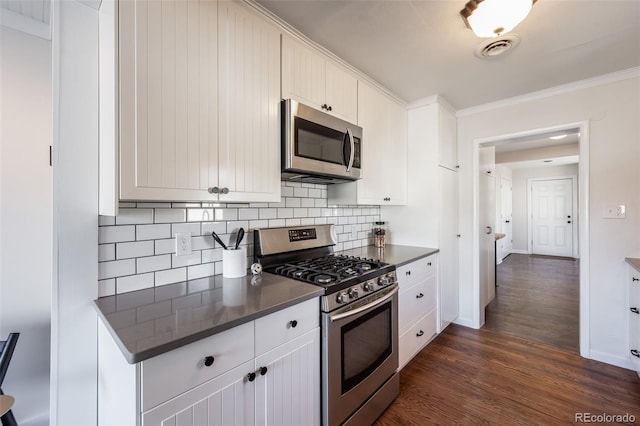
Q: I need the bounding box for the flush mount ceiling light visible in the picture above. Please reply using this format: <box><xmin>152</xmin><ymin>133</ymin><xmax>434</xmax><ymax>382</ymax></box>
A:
<box><xmin>460</xmin><ymin>0</ymin><xmax>535</xmax><ymax>38</ymax></box>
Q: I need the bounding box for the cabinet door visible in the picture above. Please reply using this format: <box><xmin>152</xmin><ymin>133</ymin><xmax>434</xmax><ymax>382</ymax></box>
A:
<box><xmin>281</xmin><ymin>36</ymin><xmax>326</xmax><ymax>110</ymax></box>
<box><xmin>439</xmin><ymin>167</ymin><xmax>458</xmax><ymax>332</ymax></box>
<box><xmin>384</xmin><ymin>97</ymin><xmax>408</xmax><ymax>205</ymax></box>
<box><xmin>142</xmin><ymin>360</ymin><xmax>255</xmax><ymax>426</ymax></box>
<box><xmin>325</xmin><ymin>61</ymin><xmax>358</xmax><ymax>123</ymax></box>
<box><xmin>218</xmin><ymin>1</ymin><xmax>281</xmax><ymax>203</ymax></box>
<box><xmin>119</xmin><ymin>0</ymin><xmax>219</xmax><ymax>201</ymax></box>
<box><xmin>438</xmin><ymin>104</ymin><xmax>458</xmax><ymax>170</ymax></box>
<box><xmin>629</xmin><ymin>266</ymin><xmax>640</xmax><ymax>371</ymax></box>
<box><xmin>254</xmin><ymin>329</ymin><xmax>321</xmax><ymax>426</ymax></box>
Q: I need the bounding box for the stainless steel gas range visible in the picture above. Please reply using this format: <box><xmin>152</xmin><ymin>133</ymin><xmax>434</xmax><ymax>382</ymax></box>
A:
<box><xmin>254</xmin><ymin>224</ymin><xmax>399</xmax><ymax>426</ymax></box>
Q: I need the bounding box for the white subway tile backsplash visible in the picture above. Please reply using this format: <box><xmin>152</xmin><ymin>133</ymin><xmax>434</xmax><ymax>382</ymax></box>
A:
<box><xmin>117</xmin><ymin>273</ymin><xmax>154</xmax><ymax>293</ymax></box>
<box><xmin>155</xmin><ymin>268</ymin><xmax>186</xmax><ymax>287</ymax></box>
<box><xmin>214</xmin><ymin>208</ymin><xmax>238</xmax><ymax>221</ymax></box>
<box><xmin>187</xmin><ymin>262</ymin><xmax>216</xmax><ymax>280</ymax></box>
<box><xmin>137</xmin><ymin>224</ymin><xmax>170</xmax><ymax>241</ymax></box>
<box><xmin>172</xmin><ymin>223</ymin><xmax>201</xmax><ymax>237</ymax></box>
<box><xmin>99</xmin><ymin>259</ymin><xmax>135</xmax><ymax>280</ymax></box>
<box><xmin>137</xmin><ymin>254</ymin><xmax>171</xmax><ymax>274</ymax></box>
<box><xmin>117</xmin><ymin>241</ymin><xmax>154</xmax><ymax>260</ymax></box>
<box><xmin>155</xmin><ymin>238</ymin><xmax>175</xmax><ymax>255</ymax></box>
<box><xmin>187</xmin><ymin>208</ymin><xmax>214</xmax><ymax>222</ymax></box>
<box><xmin>172</xmin><ymin>252</ymin><xmax>201</xmax><ymax>268</ymax></box>
<box><xmin>285</xmin><ymin>197</ymin><xmax>301</xmax><ymax>208</ymax></box>
<box><xmin>201</xmin><ymin>222</ymin><xmax>226</xmax><ymax>236</ymax></box>
<box><xmin>98</xmin><ymin>182</ymin><xmax>380</xmax><ymax>295</ymax></box>
<box><xmin>99</xmin><ymin>244</ymin><xmax>115</xmax><ymax>262</ymax></box>
<box><xmin>99</xmin><ymin>225</ymin><xmax>135</xmax><ymax>244</ymax></box>
<box><xmin>155</xmin><ymin>208</ymin><xmax>186</xmax><ymax>223</ymax></box>
<box><xmin>116</xmin><ymin>208</ymin><xmax>154</xmax><ymax>225</ymax></box>
<box><xmin>238</xmin><ymin>208</ymin><xmax>259</xmax><ymax>221</ymax></box>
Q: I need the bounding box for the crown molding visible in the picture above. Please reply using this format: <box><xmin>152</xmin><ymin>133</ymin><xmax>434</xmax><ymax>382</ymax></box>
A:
<box><xmin>457</xmin><ymin>66</ymin><xmax>640</xmax><ymax>117</ymax></box>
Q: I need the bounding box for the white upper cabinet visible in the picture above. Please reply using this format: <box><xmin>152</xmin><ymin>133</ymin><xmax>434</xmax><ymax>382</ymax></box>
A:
<box><xmin>281</xmin><ymin>35</ymin><xmax>358</xmax><ymax>123</ymax></box>
<box><xmin>479</xmin><ymin>145</ymin><xmax>496</xmax><ymax>176</ymax></box>
<box><xmin>102</xmin><ymin>0</ymin><xmax>280</xmax><ymax>208</ymax></box>
<box><xmin>328</xmin><ymin>81</ymin><xmax>407</xmax><ymax>206</ymax></box>
<box><xmin>217</xmin><ymin>1</ymin><xmax>281</xmax><ymax>203</ymax></box>
<box><xmin>438</xmin><ymin>103</ymin><xmax>458</xmax><ymax>170</ymax></box>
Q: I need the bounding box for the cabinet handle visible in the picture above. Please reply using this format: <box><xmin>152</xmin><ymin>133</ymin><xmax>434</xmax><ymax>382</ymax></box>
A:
<box><xmin>289</xmin><ymin>320</ymin><xmax>298</xmax><ymax>328</ymax></box>
<box><xmin>247</xmin><ymin>372</ymin><xmax>256</xmax><ymax>382</ymax></box>
<box><xmin>631</xmin><ymin>349</ymin><xmax>640</xmax><ymax>358</ymax></box>
<box><xmin>321</xmin><ymin>103</ymin><xmax>328</xmax><ymax>110</ymax></box>
<box><xmin>633</xmin><ymin>277</ymin><xmax>639</xmax><ymax>282</ymax></box>
<box><xmin>204</xmin><ymin>355</ymin><xmax>215</xmax><ymax>367</ymax></box>
<box><xmin>406</xmin><ymin>270</ymin><xmax>411</xmax><ymax>276</ymax></box>
<box><xmin>221</xmin><ymin>187</ymin><xmax>229</xmax><ymax>194</ymax></box>
<box><xmin>631</xmin><ymin>307</ymin><xmax>640</xmax><ymax>314</ymax></box>
<box><xmin>208</xmin><ymin>186</ymin><xmax>219</xmax><ymax>194</ymax></box>
<box><xmin>416</xmin><ymin>293</ymin><xmax>424</xmax><ymax>299</ymax></box>
<box><xmin>259</xmin><ymin>366</ymin><xmax>268</xmax><ymax>376</ymax></box>
<box><xmin>416</xmin><ymin>330</ymin><xmax>424</xmax><ymax>337</ymax></box>
<box><xmin>328</xmin><ymin>106</ymin><xmax>332</xmax><ymax>111</ymax></box>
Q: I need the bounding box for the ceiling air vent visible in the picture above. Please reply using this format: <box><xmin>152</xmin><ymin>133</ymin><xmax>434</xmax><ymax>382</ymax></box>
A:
<box><xmin>475</xmin><ymin>34</ymin><xmax>521</xmax><ymax>58</ymax></box>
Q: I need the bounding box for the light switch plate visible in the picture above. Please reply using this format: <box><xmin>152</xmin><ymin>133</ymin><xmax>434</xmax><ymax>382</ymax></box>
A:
<box><xmin>603</xmin><ymin>204</ymin><xmax>626</xmax><ymax>219</ymax></box>
<box><xmin>175</xmin><ymin>232</ymin><xmax>192</xmax><ymax>255</ymax></box>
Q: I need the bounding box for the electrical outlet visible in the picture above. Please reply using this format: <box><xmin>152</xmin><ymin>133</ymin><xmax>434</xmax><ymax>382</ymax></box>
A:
<box><xmin>175</xmin><ymin>232</ymin><xmax>192</xmax><ymax>256</ymax></box>
<box><xmin>603</xmin><ymin>204</ymin><xmax>626</xmax><ymax>219</ymax></box>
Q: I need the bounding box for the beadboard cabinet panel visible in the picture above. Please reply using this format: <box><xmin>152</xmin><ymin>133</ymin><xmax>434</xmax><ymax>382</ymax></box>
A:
<box><xmin>119</xmin><ymin>0</ymin><xmax>219</xmax><ymax>201</ymax></box>
<box><xmin>324</xmin><ymin>60</ymin><xmax>358</xmax><ymax>124</ymax></box>
<box><xmin>218</xmin><ymin>1</ymin><xmax>281</xmax><ymax>203</ymax></box>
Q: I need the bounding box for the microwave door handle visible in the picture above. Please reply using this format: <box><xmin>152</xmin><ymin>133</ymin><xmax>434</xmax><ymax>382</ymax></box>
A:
<box><xmin>345</xmin><ymin>128</ymin><xmax>355</xmax><ymax>172</ymax></box>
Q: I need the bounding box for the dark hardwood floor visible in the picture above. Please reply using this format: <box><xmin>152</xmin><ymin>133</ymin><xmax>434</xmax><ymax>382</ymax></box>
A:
<box><xmin>484</xmin><ymin>253</ymin><xmax>580</xmax><ymax>352</ymax></box>
<box><xmin>376</xmin><ymin>325</ymin><xmax>640</xmax><ymax>425</ymax></box>
<box><xmin>376</xmin><ymin>254</ymin><xmax>640</xmax><ymax>425</ymax></box>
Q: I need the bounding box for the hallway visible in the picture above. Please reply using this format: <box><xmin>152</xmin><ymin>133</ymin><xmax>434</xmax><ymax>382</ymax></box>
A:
<box><xmin>483</xmin><ymin>253</ymin><xmax>580</xmax><ymax>352</ymax></box>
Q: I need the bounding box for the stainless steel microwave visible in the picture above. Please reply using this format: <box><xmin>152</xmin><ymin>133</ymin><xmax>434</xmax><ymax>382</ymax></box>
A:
<box><xmin>281</xmin><ymin>99</ymin><xmax>362</xmax><ymax>184</ymax></box>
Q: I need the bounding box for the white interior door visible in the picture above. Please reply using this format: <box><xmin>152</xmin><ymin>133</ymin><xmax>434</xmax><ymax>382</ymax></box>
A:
<box><xmin>501</xmin><ymin>177</ymin><xmax>513</xmax><ymax>260</ymax></box>
<box><xmin>479</xmin><ymin>172</ymin><xmax>495</xmax><ymax>307</ymax></box>
<box><xmin>531</xmin><ymin>178</ymin><xmax>573</xmax><ymax>257</ymax></box>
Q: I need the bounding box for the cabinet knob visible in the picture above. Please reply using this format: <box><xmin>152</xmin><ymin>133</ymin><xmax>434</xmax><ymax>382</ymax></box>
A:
<box><xmin>321</xmin><ymin>103</ymin><xmax>328</xmax><ymax>110</ymax></box>
<box><xmin>567</xmin><ymin>220</ymin><xmax>572</xmax><ymax>224</ymax></box>
<box><xmin>416</xmin><ymin>330</ymin><xmax>424</xmax><ymax>337</ymax></box>
<box><xmin>221</xmin><ymin>187</ymin><xmax>229</xmax><ymax>194</ymax></box>
<box><xmin>406</xmin><ymin>270</ymin><xmax>411</xmax><ymax>276</ymax></box>
<box><xmin>427</xmin><ymin>262</ymin><xmax>432</xmax><ymax>266</ymax></box>
<box><xmin>289</xmin><ymin>320</ymin><xmax>298</xmax><ymax>328</ymax></box>
<box><xmin>247</xmin><ymin>372</ymin><xmax>256</xmax><ymax>382</ymax></box>
<box><xmin>259</xmin><ymin>366</ymin><xmax>268</xmax><ymax>376</ymax></box>
<box><xmin>328</xmin><ymin>105</ymin><xmax>332</xmax><ymax>111</ymax></box>
<box><xmin>416</xmin><ymin>293</ymin><xmax>424</xmax><ymax>299</ymax></box>
<box><xmin>208</xmin><ymin>186</ymin><xmax>219</xmax><ymax>194</ymax></box>
<box><xmin>204</xmin><ymin>355</ymin><xmax>215</xmax><ymax>367</ymax></box>
<box><xmin>457</xmin><ymin>234</ymin><xmax>461</xmax><ymax>237</ymax></box>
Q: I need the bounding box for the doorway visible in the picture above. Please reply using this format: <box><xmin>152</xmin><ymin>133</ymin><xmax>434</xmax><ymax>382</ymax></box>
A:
<box><xmin>473</xmin><ymin>122</ymin><xmax>589</xmax><ymax>356</ymax></box>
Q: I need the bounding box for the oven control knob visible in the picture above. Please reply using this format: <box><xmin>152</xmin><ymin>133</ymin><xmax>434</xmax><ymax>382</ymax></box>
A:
<box><xmin>336</xmin><ymin>292</ymin><xmax>349</xmax><ymax>304</ymax></box>
<box><xmin>363</xmin><ymin>282</ymin><xmax>375</xmax><ymax>292</ymax></box>
<box><xmin>348</xmin><ymin>288</ymin><xmax>359</xmax><ymax>299</ymax></box>
<box><xmin>378</xmin><ymin>277</ymin><xmax>391</xmax><ymax>286</ymax></box>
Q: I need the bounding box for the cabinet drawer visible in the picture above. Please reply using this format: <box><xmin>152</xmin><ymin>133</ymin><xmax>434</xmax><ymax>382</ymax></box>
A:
<box><xmin>141</xmin><ymin>321</ymin><xmax>254</xmax><ymax>411</ymax></box>
<box><xmin>398</xmin><ymin>276</ymin><xmax>437</xmax><ymax>333</ymax></box>
<box><xmin>397</xmin><ymin>255</ymin><xmax>437</xmax><ymax>288</ymax></box>
<box><xmin>255</xmin><ymin>298</ymin><xmax>320</xmax><ymax>355</ymax></box>
<box><xmin>399</xmin><ymin>309</ymin><xmax>437</xmax><ymax>370</ymax></box>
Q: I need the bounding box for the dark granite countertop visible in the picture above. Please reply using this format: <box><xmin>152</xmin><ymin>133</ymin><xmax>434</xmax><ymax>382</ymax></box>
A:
<box><xmin>338</xmin><ymin>244</ymin><xmax>439</xmax><ymax>267</ymax></box>
<box><xmin>626</xmin><ymin>257</ymin><xmax>640</xmax><ymax>273</ymax></box>
<box><xmin>94</xmin><ymin>273</ymin><xmax>324</xmax><ymax>364</ymax></box>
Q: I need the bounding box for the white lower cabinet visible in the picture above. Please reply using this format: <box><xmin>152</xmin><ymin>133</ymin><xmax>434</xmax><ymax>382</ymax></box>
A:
<box><xmin>98</xmin><ymin>298</ymin><xmax>320</xmax><ymax>426</ymax></box>
<box><xmin>397</xmin><ymin>255</ymin><xmax>438</xmax><ymax>369</ymax></box>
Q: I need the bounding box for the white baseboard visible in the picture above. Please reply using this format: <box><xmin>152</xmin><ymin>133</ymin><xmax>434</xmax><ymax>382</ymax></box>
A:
<box><xmin>453</xmin><ymin>317</ymin><xmax>476</xmax><ymax>328</ymax></box>
<box><xmin>587</xmin><ymin>349</ymin><xmax>636</xmax><ymax>371</ymax></box>
<box><xmin>509</xmin><ymin>249</ymin><xmax>529</xmax><ymax>255</ymax></box>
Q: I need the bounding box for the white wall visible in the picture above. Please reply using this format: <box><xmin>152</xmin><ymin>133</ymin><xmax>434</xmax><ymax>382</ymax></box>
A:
<box><xmin>51</xmin><ymin>2</ymin><xmax>99</xmax><ymax>425</ymax></box>
<box><xmin>511</xmin><ymin>164</ymin><xmax>578</xmax><ymax>252</ymax></box>
<box><xmin>0</xmin><ymin>26</ymin><xmax>52</xmax><ymax>425</ymax></box>
<box><xmin>457</xmin><ymin>74</ymin><xmax>640</xmax><ymax>368</ymax></box>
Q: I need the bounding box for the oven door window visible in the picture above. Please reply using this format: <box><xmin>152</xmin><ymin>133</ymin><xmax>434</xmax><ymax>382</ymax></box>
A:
<box><xmin>294</xmin><ymin>117</ymin><xmax>347</xmax><ymax>166</ymax></box>
<box><xmin>341</xmin><ymin>301</ymin><xmax>392</xmax><ymax>394</ymax></box>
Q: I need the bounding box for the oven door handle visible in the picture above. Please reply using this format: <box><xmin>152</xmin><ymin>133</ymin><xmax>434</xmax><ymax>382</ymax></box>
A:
<box><xmin>329</xmin><ymin>286</ymin><xmax>398</xmax><ymax>322</ymax></box>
